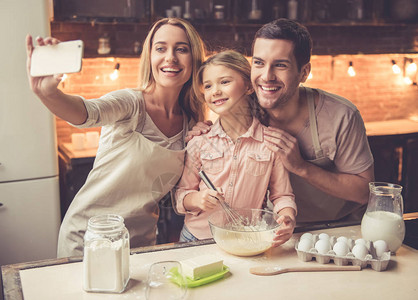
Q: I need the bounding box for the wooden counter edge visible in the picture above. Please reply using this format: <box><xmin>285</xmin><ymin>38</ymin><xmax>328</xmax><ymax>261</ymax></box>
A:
<box><xmin>1</xmin><ymin>256</ymin><xmax>82</xmax><ymax>300</ymax></box>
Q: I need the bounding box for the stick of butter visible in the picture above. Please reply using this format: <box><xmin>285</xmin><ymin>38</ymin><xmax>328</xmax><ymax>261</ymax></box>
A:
<box><xmin>180</xmin><ymin>255</ymin><xmax>223</xmax><ymax>280</ymax></box>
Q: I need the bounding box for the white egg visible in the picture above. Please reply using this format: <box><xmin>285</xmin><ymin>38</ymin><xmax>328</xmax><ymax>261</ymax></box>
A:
<box><xmin>333</xmin><ymin>241</ymin><xmax>350</xmax><ymax>256</ymax></box>
<box><xmin>336</xmin><ymin>236</ymin><xmax>349</xmax><ymax>244</ymax></box>
<box><xmin>315</xmin><ymin>239</ymin><xmax>331</xmax><ymax>254</ymax></box>
<box><xmin>373</xmin><ymin>240</ymin><xmax>389</xmax><ymax>258</ymax></box>
<box><xmin>318</xmin><ymin>233</ymin><xmax>330</xmax><ymax>241</ymax></box>
<box><xmin>298</xmin><ymin>238</ymin><xmax>314</xmax><ymax>252</ymax></box>
<box><xmin>352</xmin><ymin>244</ymin><xmax>369</xmax><ymax>260</ymax></box>
<box><xmin>355</xmin><ymin>238</ymin><xmax>367</xmax><ymax>245</ymax></box>
<box><xmin>300</xmin><ymin>232</ymin><xmax>313</xmax><ymax>241</ymax></box>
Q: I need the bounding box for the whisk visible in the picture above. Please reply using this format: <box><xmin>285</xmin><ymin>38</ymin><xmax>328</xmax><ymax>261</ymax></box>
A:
<box><xmin>198</xmin><ymin>170</ymin><xmax>256</xmax><ymax>231</ymax></box>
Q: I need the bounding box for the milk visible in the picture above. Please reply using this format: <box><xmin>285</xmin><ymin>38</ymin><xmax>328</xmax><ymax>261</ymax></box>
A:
<box><xmin>361</xmin><ymin>210</ymin><xmax>405</xmax><ymax>252</ymax></box>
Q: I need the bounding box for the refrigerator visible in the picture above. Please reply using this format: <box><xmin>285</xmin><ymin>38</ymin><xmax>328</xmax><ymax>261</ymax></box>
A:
<box><xmin>0</xmin><ymin>0</ymin><xmax>61</xmax><ymax>266</ymax></box>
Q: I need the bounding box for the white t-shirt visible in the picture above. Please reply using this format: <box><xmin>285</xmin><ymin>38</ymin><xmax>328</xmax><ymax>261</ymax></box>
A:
<box><xmin>75</xmin><ymin>88</ymin><xmax>185</xmax><ymax>151</ymax></box>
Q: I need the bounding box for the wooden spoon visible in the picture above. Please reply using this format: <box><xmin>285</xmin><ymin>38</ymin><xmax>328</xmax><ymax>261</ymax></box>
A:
<box><xmin>250</xmin><ymin>265</ymin><xmax>361</xmax><ymax>276</ymax></box>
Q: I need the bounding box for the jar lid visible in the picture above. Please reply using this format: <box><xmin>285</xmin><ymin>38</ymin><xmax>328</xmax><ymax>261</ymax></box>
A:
<box><xmin>87</xmin><ymin>214</ymin><xmax>125</xmax><ymax>233</ymax></box>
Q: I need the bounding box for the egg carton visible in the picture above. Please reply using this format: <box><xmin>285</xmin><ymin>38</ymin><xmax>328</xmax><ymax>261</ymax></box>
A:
<box><xmin>295</xmin><ymin>233</ymin><xmax>391</xmax><ymax>272</ymax></box>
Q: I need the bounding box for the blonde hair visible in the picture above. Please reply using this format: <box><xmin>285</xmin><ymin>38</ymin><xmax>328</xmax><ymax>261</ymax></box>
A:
<box><xmin>138</xmin><ymin>18</ymin><xmax>206</xmax><ymax>123</ymax></box>
<box><xmin>196</xmin><ymin>50</ymin><xmax>265</xmax><ymax>121</ymax></box>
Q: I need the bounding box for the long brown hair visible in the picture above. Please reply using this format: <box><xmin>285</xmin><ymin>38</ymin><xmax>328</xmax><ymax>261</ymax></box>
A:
<box><xmin>138</xmin><ymin>18</ymin><xmax>206</xmax><ymax>123</ymax></box>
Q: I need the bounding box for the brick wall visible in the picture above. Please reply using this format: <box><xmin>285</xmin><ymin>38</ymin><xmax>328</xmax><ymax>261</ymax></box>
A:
<box><xmin>57</xmin><ymin>57</ymin><xmax>140</xmax><ymax>143</ymax></box>
<box><xmin>57</xmin><ymin>53</ymin><xmax>418</xmax><ymax>144</ymax></box>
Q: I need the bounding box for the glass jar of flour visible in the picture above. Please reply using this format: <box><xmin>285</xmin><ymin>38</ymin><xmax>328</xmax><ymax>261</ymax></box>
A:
<box><xmin>83</xmin><ymin>214</ymin><xmax>130</xmax><ymax>293</ymax></box>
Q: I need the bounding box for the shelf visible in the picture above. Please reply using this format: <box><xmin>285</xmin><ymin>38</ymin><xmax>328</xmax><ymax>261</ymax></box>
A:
<box><xmin>50</xmin><ymin>19</ymin><xmax>418</xmax><ymax>57</ymax></box>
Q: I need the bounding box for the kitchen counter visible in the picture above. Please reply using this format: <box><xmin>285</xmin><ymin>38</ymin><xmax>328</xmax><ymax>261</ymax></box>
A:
<box><xmin>365</xmin><ymin>119</ymin><xmax>418</xmax><ymax>137</ymax></box>
<box><xmin>2</xmin><ymin>221</ymin><xmax>418</xmax><ymax>300</ymax></box>
<box><xmin>59</xmin><ymin>119</ymin><xmax>418</xmax><ymax>160</ymax></box>
<box><xmin>59</xmin><ymin>142</ymin><xmax>97</xmax><ymax>160</ymax></box>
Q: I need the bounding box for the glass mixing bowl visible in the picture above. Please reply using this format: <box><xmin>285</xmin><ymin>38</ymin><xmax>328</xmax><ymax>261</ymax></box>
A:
<box><xmin>208</xmin><ymin>208</ymin><xmax>280</xmax><ymax>256</ymax></box>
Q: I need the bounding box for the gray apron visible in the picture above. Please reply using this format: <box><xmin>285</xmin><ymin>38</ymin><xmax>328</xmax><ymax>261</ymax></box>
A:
<box><xmin>58</xmin><ymin>99</ymin><xmax>187</xmax><ymax>257</ymax></box>
<box><xmin>293</xmin><ymin>87</ymin><xmax>365</xmax><ymax>224</ymax></box>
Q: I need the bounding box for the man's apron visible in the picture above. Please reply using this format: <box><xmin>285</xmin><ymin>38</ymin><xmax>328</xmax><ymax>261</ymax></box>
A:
<box><xmin>58</xmin><ymin>102</ymin><xmax>186</xmax><ymax>257</ymax></box>
<box><xmin>292</xmin><ymin>87</ymin><xmax>366</xmax><ymax>224</ymax></box>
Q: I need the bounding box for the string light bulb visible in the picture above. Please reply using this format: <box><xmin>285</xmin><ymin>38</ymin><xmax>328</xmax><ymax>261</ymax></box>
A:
<box><xmin>405</xmin><ymin>58</ymin><xmax>417</xmax><ymax>74</ymax></box>
<box><xmin>347</xmin><ymin>61</ymin><xmax>356</xmax><ymax>77</ymax></box>
<box><xmin>391</xmin><ymin>60</ymin><xmax>401</xmax><ymax>74</ymax></box>
<box><xmin>403</xmin><ymin>58</ymin><xmax>417</xmax><ymax>85</ymax></box>
<box><xmin>110</xmin><ymin>63</ymin><xmax>120</xmax><ymax>81</ymax></box>
<box><xmin>403</xmin><ymin>76</ymin><xmax>413</xmax><ymax>85</ymax></box>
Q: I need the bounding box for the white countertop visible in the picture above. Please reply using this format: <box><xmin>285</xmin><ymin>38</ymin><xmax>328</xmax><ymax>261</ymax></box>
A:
<box><xmin>16</xmin><ymin>225</ymin><xmax>418</xmax><ymax>300</ymax></box>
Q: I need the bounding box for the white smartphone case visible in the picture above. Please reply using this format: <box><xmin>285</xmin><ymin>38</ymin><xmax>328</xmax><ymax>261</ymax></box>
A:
<box><xmin>30</xmin><ymin>40</ymin><xmax>84</xmax><ymax>77</ymax></box>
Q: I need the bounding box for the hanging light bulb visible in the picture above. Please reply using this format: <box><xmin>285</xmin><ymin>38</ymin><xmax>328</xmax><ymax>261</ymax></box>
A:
<box><xmin>403</xmin><ymin>58</ymin><xmax>417</xmax><ymax>85</ymax></box>
<box><xmin>307</xmin><ymin>72</ymin><xmax>313</xmax><ymax>80</ymax></box>
<box><xmin>347</xmin><ymin>61</ymin><xmax>356</xmax><ymax>77</ymax></box>
<box><xmin>391</xmin><ymin>60</ymin><xmax>401</xmax><ymax>74</ymax></box>
<box><xmin>110</xmin><ymin>63</ymin><xmax>120</xmax><ymax>81</ymax></box>
<box><xmin>403</xmin><ymin>76</ymin><xmax>413</xmax><ymax>85</ymax></box>
<box><xmin>406</xmin><ymin>59</ymin><xmax>417</xmax><ymax>74</ymax></box>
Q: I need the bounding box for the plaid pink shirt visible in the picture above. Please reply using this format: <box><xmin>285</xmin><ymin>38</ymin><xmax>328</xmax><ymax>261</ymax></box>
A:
<box><xmin>175</xmin><ymin>118</ymin><xmax>296</xmax><ymax>239</ymax></box>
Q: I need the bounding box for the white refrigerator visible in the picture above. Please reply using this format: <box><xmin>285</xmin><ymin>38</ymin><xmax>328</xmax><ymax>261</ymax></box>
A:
<box><xmin>0</xmin><ymin>0</ymin><xmax>61</xmax><ymax>266</ymax></box>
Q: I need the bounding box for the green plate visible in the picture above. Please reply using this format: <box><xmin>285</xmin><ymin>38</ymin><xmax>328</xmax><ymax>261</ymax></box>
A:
<box><xmin>169</xmin><ymin>265</ymin><xmax>230</xmax><ymax>288</ymax></box>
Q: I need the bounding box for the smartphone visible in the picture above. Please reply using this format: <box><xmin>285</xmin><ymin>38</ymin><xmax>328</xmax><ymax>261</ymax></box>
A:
<box><xmin>30</xmin><ymin>40</ymin><xmax>84</xmax><ymax>77</ymax></box>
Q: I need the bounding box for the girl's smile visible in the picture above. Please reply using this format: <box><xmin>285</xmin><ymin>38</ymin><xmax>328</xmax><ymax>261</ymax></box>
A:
<box><xmin>212</xmin><ymin>98</ymin><xmax>228</xmax><ymax>106</ymax></box>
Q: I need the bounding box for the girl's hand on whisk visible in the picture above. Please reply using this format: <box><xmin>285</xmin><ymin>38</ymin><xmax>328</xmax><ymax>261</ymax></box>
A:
<box><xmin>272</xmin><ymin>212</ymin><xmax>296</xmax><ymax>247</ymax></box>
<box><xmin>195</xmin><ymin>189</ymin><xmax>224</xmax><ymax>212</ymax></box>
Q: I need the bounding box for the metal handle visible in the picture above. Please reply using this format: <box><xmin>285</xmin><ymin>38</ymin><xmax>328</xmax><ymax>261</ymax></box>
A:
<box><xmin>198</xmin><ymin>170</ymin><xmax>217</xmax><ymax>191</ymax></box>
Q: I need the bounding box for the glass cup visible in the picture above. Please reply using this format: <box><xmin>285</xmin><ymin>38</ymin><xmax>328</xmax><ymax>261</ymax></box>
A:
<box><xmin>145</xmin><ymin>261</ymin><xmax>187</xmax><ymax>300</ymax></box>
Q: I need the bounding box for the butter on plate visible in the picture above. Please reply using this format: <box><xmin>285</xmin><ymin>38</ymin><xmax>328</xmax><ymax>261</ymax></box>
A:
<box><xmin>180</xmin><ymin>255</ymin><xmax>224</xmax><ymax>280</ymax></box>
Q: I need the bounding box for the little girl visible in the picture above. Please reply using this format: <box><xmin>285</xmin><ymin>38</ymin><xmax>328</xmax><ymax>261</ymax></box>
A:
<box><xmin>174</xmin><ymin>50</ymin><xmax>297</xmax><ymax>246</ymax></box>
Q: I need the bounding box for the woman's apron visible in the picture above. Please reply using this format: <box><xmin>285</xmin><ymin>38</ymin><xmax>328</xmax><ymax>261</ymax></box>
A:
<box><xmin>57</xmin><ymin>100</ymin><xmax>187</xmax><ymax>258</ymax></box>
<box><xmin>292</xmin><ymin>87</ymin><xmax>366</xmax><ymax>224</ymax></box>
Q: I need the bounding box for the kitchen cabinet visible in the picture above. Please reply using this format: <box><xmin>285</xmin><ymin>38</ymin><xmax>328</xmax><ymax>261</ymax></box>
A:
<box><xmin>365</xmin><ymin>119</ymin><xmax>418</xmax><ymax>213</ymax></box>
<box><xmin>367</xmin><ymin>132</ymin><xmax>418</xmax><ymax>213</ymax></box>
<box><xmin>58</xmin><ymin>143</ymin><xmax>95</xmax><ymax>220</ymax></box>
<box><xmin>51</xmin><ymin>0</ymin><xmax>417</xmax><ymax>57</ymax></box>
<box><xmin>402</xmin><ymin>137</ymin><xmax>418</xmax><ymax>213</ymax></box>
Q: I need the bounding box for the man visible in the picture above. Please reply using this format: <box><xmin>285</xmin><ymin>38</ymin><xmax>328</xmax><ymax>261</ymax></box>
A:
<box><xmin>188</xmin><ymin>19</ymin><xmax>374</xmax><ymax>225</ymax></box>
<box><xmin>250</xmin><ymin>19</ymin><xmax>374</xmax><ymax>224</ymax></box>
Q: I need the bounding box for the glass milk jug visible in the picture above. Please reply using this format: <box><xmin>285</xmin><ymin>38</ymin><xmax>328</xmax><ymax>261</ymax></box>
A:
<box><xmin>83</xmin><ymin>214</ymin><xmax>130</xmax><ymax>293</ymax></box>
<box><xmin>361</xmin><ymin>182</ymin><xmax>405</xmax><ymax>252</ymax></box>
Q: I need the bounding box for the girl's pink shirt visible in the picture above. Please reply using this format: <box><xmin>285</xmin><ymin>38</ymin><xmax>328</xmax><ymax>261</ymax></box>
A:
<box><xmin>174</xmin><ymin>117</ymin><xmax>296</xmax><ymax>239</ymax></box>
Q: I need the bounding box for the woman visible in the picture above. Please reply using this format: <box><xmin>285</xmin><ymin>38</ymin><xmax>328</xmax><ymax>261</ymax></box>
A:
<box><xmin>26</xmin><ymin>18</ymin><xmax>206</xmax><ymax>257</ymax></box>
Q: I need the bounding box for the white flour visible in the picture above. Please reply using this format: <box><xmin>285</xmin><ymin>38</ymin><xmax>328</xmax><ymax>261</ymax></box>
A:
<box><xmin>83</xmin><ymin>239</ymin><xmax>130</xmax><ymax>293</ymax></box>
